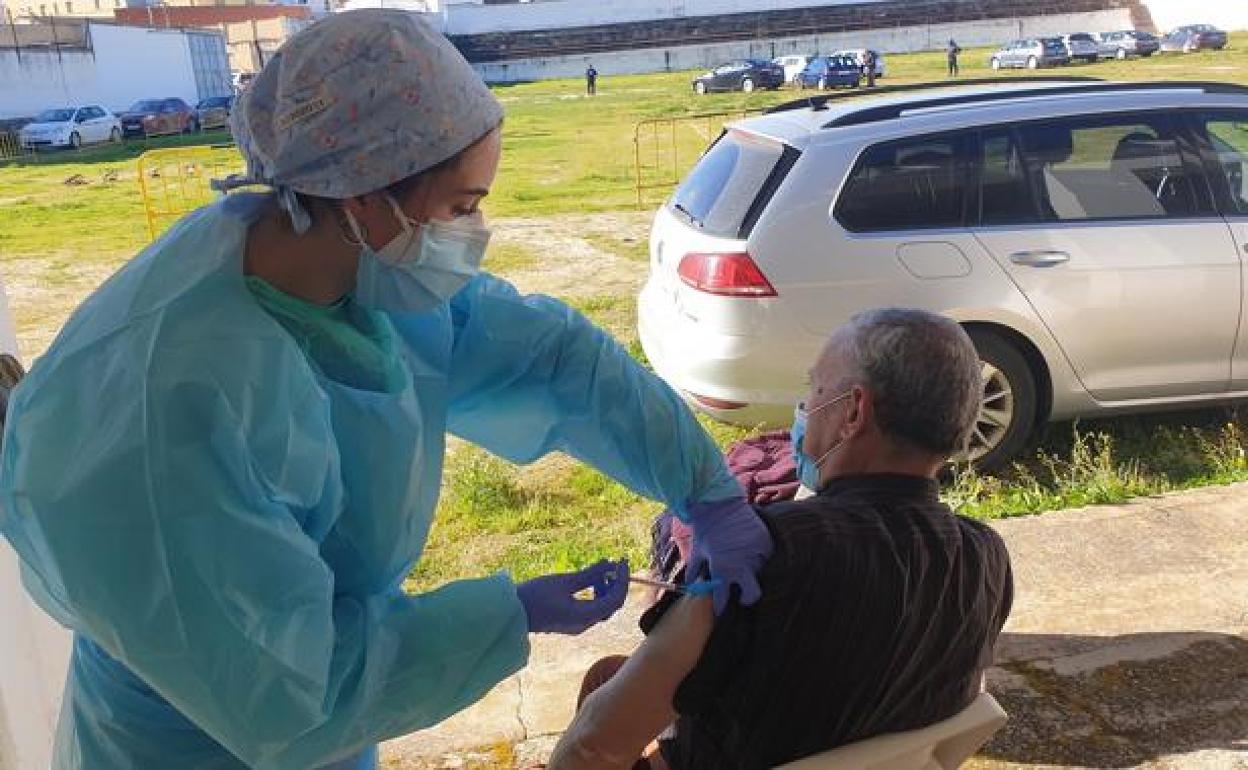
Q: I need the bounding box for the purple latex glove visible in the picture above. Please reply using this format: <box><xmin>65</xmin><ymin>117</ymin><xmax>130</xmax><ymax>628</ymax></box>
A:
<box><xmin>686</xmin><ymin>497</ymin><xmax>773</xmax><ymax>615</ymax></box>
<box><xmin>516</xmin><ymin>559</ymin><xmax>630</xmax><ymax>634</ymax></box>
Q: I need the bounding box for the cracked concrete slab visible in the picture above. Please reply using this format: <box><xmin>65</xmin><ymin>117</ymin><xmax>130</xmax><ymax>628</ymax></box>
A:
<box><xmin>382</xmin><ymin>483</ymin><xmax>1248</xmax><ymax>769</ymax></box>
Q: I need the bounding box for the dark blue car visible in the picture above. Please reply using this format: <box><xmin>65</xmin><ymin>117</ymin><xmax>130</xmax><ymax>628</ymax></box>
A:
<box><xmin>796</xmin><ymin>56</ymin><xmax>861</xmax><ymax>90</ymax></box>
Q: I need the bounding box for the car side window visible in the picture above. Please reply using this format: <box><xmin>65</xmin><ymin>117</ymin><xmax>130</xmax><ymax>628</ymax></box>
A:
<box><xmin>1199</xmin><ymin>114</ymin><xmax>1248</xmax><ymax>215</ymax></box>
<box><xmin>1012</xmin><ymin>115</ymin><xmax>1200</xmax><ymax>221</ymax></box>
<box><xmin>979</xmin><ymin>130</ymin><xmax>1043</xmax><ymax>225</ymax></box>
<box><xmin>835</xmin><ymin>132</ymin><xmax>972</xmax><ymax>232</ymax></box>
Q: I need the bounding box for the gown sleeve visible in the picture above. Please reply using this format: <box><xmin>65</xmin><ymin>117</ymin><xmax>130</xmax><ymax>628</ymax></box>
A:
<box><xmin>444</xmin><ymin>274</ymin><xmax>742</xmax><ymax>519</ymax></box>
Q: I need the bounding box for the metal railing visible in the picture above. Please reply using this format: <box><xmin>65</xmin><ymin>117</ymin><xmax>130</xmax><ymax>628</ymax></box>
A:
<box><xmin>633</xmin><ymin>109</ymin><xmax>760</xmax><ymax>208</ymax></box>
<box><xmin>0</xmin><ymin>131</ymin><xmax>28</xmax><ymax>160</ymax></box>
<box><xmin>135</xmin><ymin>144</ymin><xmax>244</xmax><ymax>240</ymax></box>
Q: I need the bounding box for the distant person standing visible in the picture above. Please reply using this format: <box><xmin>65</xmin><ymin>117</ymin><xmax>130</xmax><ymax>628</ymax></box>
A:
<box><xmin>947</xmin><ymin>39</ymin><xmax>962</xmax><ymax>76</ymax></box>
<box><xmin>864</xmin><ymin>49</ymin><xmax>878</xmax><ymax>87</ymax></box>
<box><xmin>586</xmin><ymin>63</ymin><xmax>598</xmax><ymax>95</ymax></box>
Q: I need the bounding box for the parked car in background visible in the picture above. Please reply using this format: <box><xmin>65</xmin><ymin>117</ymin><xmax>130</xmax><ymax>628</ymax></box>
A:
<box><xmin>834</xmin><ymin>49</ymin><xmax>886</xmax><ymax>79</ymax></box>
<box><xmin>693</xmin><ymin>59</ymin><xmax>785</xmax><ymax>94</ymax></box>
<box><xmin>1098</xmin><ymin>30</ymin><xmax>1160</xmax><ymax>59</ymax></box>
<box><xmin>641</xmin><ymin>79</ymin><xmax>1248</xmax><ymax>470</ymax></box>
<box><xmin>1060</xmin><ymin>33</ymin><xmax>1101</xmax><ymax>63</ymax></box>
<box><xmin>773</xmin><ymin>54</ymin><xmax>814</xmax><ymax>84</ymax></box>
<box><xmin>120</xmin><ymin>98</ymin><xmax>197</xmax><ymax>138</ymax></box>
<box><xmin>18</xmin><ymin>105</ymin><xmax>121</xmax><ymax>150</ymax></box>
<box><xmin>1161</xmin><ymin>24</ymin><xmax>1229</xmax><ymax>53</ymax></box>
<box><xmin>990</xmin><ymin>38</ymin><xmax>1070</xmax><ymax>69</ymax></box>
<box><xmin>195</xmin><ymin>96</ymin><xmax>234</xmax><ymax>131</ymax></box>
<box><xmin>796</xmin><ymin>55</ymin><xmax>861</xmax><ymax>90</ymax></box>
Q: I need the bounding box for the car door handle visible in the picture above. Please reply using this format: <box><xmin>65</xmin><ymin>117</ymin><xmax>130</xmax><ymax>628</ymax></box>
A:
<box><xmin>1010</xmin><ymin>250</ymin><xmax>1070</xmax><ymax>267</ymax></box>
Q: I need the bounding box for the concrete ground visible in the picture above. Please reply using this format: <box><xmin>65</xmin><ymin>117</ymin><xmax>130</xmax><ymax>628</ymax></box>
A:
<box><xmin>381</xmin><ymin>483</ymin><xmax>1248</xmax><ymax>770</ymax></box>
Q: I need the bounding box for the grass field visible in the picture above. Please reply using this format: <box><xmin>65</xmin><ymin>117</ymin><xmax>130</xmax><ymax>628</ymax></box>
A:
<box><xmin>4</xmin><ymin>39</ymin><xmax>1248</xmax><ymax>590</ymax></box>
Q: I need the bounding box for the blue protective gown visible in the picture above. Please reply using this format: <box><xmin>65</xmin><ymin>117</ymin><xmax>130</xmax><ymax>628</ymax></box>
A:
<box><xmin>0</xmin><ymin>193</ymin><xmax>741</xmax><ymax>769</ymax></box>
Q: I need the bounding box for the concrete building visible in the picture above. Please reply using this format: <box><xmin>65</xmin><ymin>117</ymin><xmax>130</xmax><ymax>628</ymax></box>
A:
<box><xmin>438</xmin><ymin>0</ymin><xmax>1153</xmax><ymax>83</ymax></box>
<box><xmin>0</xmin><ymin>20</ymin><xmax>231</xmax><ymax>119</ymax></box>
<box><xmin>112</xmin><ymin>4</ymin><xmax>312</xmax><ymax>71</ymax></box>
<box><xmin>3</xmin><ymin>0</ymin><xmax>125</xmax><ymax>21</ymax></box>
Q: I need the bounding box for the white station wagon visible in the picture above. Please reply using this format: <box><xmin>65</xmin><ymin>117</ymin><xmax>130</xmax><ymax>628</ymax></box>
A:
<box><xmin>639</xmin><ymin>79</ymin><xmax>1248</xmax><ymax>468</ymax></box>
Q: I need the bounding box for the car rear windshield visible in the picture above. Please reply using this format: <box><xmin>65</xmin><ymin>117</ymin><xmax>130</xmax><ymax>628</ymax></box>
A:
<box><xmin>130</xmin><ymin>100</ymin><xmax>163</xmax><ymax>112</ymax></box>
<box><xmin>1043</xmin><ymin>39</ymin><xmax>1066</xmax><ymax>52</ymax></box>
<box><xmin>669</xmin><ymin>130</ymin><xmax>799</xmax><ymax>239</ymax></box>
<box><xmin>1068</xmin><ymin>33</ymin><xmax>1095</xmax><ymax>41</ymax></box>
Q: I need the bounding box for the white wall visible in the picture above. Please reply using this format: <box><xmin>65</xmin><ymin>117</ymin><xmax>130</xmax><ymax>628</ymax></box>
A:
<box><xmin>474</xmin><ymin>8</ymin><xmax>1135</xmax><ymax>83</ymax></box>
<box><xmin>447</xmin><ymin>0</ymin><xmax>888</xmax><ymax>36</ymax></box>
<box><xmin>0</xmin><ymin>50</ymin><xmax>96</xmax><ymax>119</ymax></box>
<box><xmin>1144</xmin><ymin>0</ymin><xmax>1248</xmax><ymax>32</ymax></box>
<box><xmin>0</xmin><ymin>23</ymin><xmax>209</xmax><ymax>119</ymax></box>
<box><xmin>89</xmin><ymin>24</ymin><xmax>200</xmax><ymax>111</ymax></box>
<box><xmin>0</xmin><ymin>276</ymin><xmax>70</xmax><ymax>770</ymax></box>
<box><xmin>0</xmin><ymin>542</ymin><xmax>71</xmax><ymax>770</ymax></box>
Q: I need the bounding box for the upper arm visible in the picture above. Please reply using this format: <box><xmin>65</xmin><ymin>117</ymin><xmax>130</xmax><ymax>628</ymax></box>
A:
<box><xmin>548</xmin><ymin>596</ymin><xmax>715</xmax><ymax>770</ymax></box>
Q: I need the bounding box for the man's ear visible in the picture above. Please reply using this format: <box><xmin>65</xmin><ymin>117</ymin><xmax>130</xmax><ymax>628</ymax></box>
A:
<box><xmin>842</xmin><ymin>384</ymin><xmax>872</xmax><ymax>439</ymax></box>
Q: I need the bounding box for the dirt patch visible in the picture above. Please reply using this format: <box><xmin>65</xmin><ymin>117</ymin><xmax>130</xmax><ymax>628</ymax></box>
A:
<box><xmin>489</xmin><ymin>211</ymin><xmax>653</xmax><ymax>301</ymax></box>
<box><xmin>2</xmin><ymin>252</ymin><xmax>128</xmax><ymax>362</ymax></box>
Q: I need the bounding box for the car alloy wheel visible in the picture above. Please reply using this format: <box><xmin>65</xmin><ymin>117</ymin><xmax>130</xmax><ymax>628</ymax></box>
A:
<box><xmin>1117</xmin><ymin>47</ymin><xmax>1127</xmax><ymax>60</ymax></box>
<box><xmin>742</xmin><ymin>78</ymin><xmax>755</xmax><ymax>93</ymax></box>
<box><xmin>957</xmin><ymin>331</ymin><xmax>1039</xmax><ymax>471</ymax></box>
<box><xmin>991</xmin><ymin>57</ymin><xmax>1001</xmax><ymax>70</ymax></box>
<box><xmin>110</xmin><ymin>127</ymin><xmax>121</xmax><ymax>143</ymax></box>
<box><xmin>817</xmin><ymin>76</ymin><xmax>827</xmax><ymax>90</ymax></box>
<box><xmin>968</xmin><ymin>361</ymin><xmax>1014</xmax><ymax>463</ymax></box>
<box><xmin>1027</xmin><ymin>56</ymin><xmax>1039</xmax><ymax>69</ymax></box>
<box><xmin>695</xmin><ymin>81</ymin><xmax>706</xmax><ymax>95</ymax></box>
<box><xmin>69</xmin><ymin>132</ymin><xmax>81</xmax><ymax>149</ymax></box>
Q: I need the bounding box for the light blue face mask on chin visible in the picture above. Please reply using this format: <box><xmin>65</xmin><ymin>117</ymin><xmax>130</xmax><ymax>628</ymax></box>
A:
<box><xmin>348</xmin><ymin>199</ymin><xmax>492</xmax><ymax>314</ymax></box>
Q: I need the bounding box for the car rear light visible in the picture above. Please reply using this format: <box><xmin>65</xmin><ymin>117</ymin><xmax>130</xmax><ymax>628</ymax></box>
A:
<box><xmin>677</xmin><ymin>252</ymin><xmax>777</xmax><ymax>297</ymax></box>
<box><xmin>688</xmin><ymin>392</ymin><xmax>748</xmax><ymax>410</ymax></box>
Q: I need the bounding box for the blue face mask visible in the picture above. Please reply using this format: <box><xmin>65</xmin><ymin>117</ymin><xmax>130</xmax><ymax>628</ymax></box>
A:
<box><xmin>348</xmin><ymin>199</ymin><xmax>491</xmax><ymax>314</ymax></box>
<box><xmin>791</xmin><ymin>391</ymin><xmax>851</xmax><ymax>492</ymax></box>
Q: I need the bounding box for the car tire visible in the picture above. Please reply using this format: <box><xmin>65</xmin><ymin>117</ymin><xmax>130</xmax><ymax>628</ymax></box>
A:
<box><xmin>1183</xmin><ymin>41</ymin><xmax>1194</xmax><ymax>54</ymax></box>
<box><xmin>69</xmin><ymin>132</ymin><xmax>81</xmax><ymax>150</ymax></box>
<box><xmin>694</xmin><ymin>81</ymin><xmax>706</xmax><ymax>95</ymax></box>
<box><xmin>1116</xmin><ymin>47</ymin><xmax>1128</xmax><ymax>60</ymax></box>
<box><xmin>991</xmin><ymin>57</ymin><xmax>1001</xmax><ymax>70</ymax></box>
<box><xmin>1027</xmin><ymin>56</ymin><xmax>1039</xmax><ymax>69</ymax></box>
<box><xmin>109</xmin><ymin>127</ymin><xmax>121</xmax><ymax>143</ymax></box>
<box><xmin>962</xmin><ymin>330</ymin><xmax>1038</xmax><ymax>472</ymax></box>
<box><xmin>741</xmin><ymin>78</ymin><xmax>755</xmax><ymax>93</ymax></box>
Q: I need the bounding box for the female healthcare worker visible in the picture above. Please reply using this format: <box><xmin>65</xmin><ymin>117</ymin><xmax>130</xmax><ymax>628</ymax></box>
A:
<box><xmin>0</xmin><ymin>10</ymin><xmax>771</xmax><ymax>770</ymax></box>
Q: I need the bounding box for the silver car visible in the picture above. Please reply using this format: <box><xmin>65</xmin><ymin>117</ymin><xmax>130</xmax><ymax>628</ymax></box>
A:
<box><xmin>639</xmin><ymin>80</ymin><xmax>1248</xmax><ymax>468</ymax></box>
<box><xmin>991</xmin><ymin>39</ymin><xmax>1071</xmax><ymax>70</ymax></box>
<box><xmin>1060</xmin><ymin>33</ymin><xmax>1101</xmax><ymax>63</ymax></box>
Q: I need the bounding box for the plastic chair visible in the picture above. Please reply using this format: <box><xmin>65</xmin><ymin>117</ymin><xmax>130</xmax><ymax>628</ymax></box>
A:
<box><xmin>773</xmin><ymin>692</ymin><xmax>1007</xmax><ymax>770</ymax></box>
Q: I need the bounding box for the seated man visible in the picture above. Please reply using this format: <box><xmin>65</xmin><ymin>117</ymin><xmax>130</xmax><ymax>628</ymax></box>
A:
<box><xmin>548</xmin><ymin>308</ymin><xmax>1014</xmax><ymax>770</ymax></box>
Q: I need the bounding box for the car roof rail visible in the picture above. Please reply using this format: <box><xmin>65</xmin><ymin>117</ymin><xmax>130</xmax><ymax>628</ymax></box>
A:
<box><xmin>764</xmin><ymin>76</ymin><xmax>1103</xmax><ymax>116</ymax></box>
<box><xmin>821</xmin><ymin>80</ymin><xmax>1248</xmax><ymax>129</ymax></box>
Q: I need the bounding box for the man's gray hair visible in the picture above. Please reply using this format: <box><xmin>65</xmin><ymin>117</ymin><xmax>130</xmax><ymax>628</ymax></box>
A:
<box><xmin>835</xmin><ymin>308</ymin><xmax>981</xmax><ymax>455</ymax></box>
